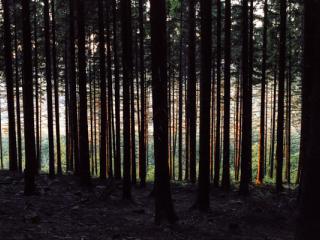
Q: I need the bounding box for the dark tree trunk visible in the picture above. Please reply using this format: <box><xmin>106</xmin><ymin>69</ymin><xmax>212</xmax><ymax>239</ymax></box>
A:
<box><xmin>76</xmin><ymin>0</ymin><xmax>91</xmax><ymax>186</ymax></box>
<box><xmin>269</xmin><ymin>66</ymin><xmax>277</xmax><ymax>178</ymax></box>
<box><xmin>14</xmin><ymin>3</ymin><xmax>23</xmax><ymax>173</ymax></box>
<box><xmin>69</xmin><ymin>0</ymin><xmax>79</xmax><ymax>174</ymax></box>
<box><xmin>2</xmin><ymin>0</ymin><xmax>18</xmax><ymax>172</ymax></box>
<box><xmin>296</xmin><ymin>2</ymin><xmax>320</xmax><ymax>238</ymax></box>
<box><xmin>195</xmin><ymin>0</ymin><xmax>212</xmax><ymax>211</ymax></box>
<box><xmin>120</xmin><ymin>0</ymin><xmax>132</xmax><ymax>199</ymax></box>
<box><xmin>98</xmin><ymin>0</ymin><xmax>107</xmax><ymax>179</ymax></box>
<box><xmin>257</xmin><ymin>0</ymin><xmax>268</xmax><ymax>184</ymax></box>
<box><xmin>106</xmin><ymin>1</ymin><xmax>114</xmax><ymax>178</ymax></box>
<box><xmin>44</xmin><ymin>0</ymin><xmax>55</xmax><ymax>178</ymax></box>
<box><xmin>178</xmin><ymin>0</ymin><xmax>184</xmax><ymax>182</ymax></box>
<box><xmin>247</xmin><ymin>0</ymin><xmax>254</xmax><ymax>183</ymax></box>
<box><xmin>22</xmin><ymin>0</ymin><xmax>36</xmax><ymax>195</ymax></box>
<box><xmin>51</xmin><ymin>0</ymin><xmax>62</xmax><ymax>175</ymax></box>
<box><xmin>33</xmin><ymin>2</ymin><xmax>41</xmax><ymax>173</ymax></box>
<box><xmin>213</xmin><ymin>0</ymin><xmax>221</xmax><ymax>188</ymax></box>
<box><xmin>150</xmin><ymin>0</ymin><xmax>177</xmax><ymax>224</ymax></box>
<box><xmin>276</xmin><ymin>0</ymin><xmax>286</xmax><ymax>192</ymax></box>
<box><xmin>188</xmin><ymin>0</ymin><xmax>196</xmax><ymax>184</ymax></box>
<box><xmin>113</xmin><ymin>0</ymin><xmax>121</xmax><ymax>179</ymax></box>
<box><xmin>138</xmin><ymin>0</ymin><xmax>146</xmax><ymax>187</ymax></box>
<box><xmin>221</xmin><ymin>0</ymin><xmax>231</xmax><ymax>191</ymax></box>
<box><xmin>239</xmin><ymin>0</ymin><xmax>250</xmax><ymax>195</ymax></box>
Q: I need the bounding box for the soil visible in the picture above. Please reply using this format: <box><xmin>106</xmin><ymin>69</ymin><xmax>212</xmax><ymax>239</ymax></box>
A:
<box><xmin>0</xmin><ymin>171</ymin><xmax>297</xmax><ymax>240</ymax></box>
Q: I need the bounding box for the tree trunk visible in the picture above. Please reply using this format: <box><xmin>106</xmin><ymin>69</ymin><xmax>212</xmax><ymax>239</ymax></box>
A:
<box><xmin>51</xmin><ymin>0</ymin><xmax>62</xmax><ymax>175</ymax></box>
<box><xmin>76</xmin><ymin>0</ymin><xmax>91</xmax><ymax>186</ymax></box>
<box><xmin>213</xmin><ymin>0</ymin><xmax>222</xmax><ymax>188</ymax></box>
<box><xmin>120</xmin><ymin>0</ymin><xmax>132</xmax><ymax>199</ymax></box>
<box><xmin>195</xmin><ymin>0</ymin><xmax>212</xmax><ymax>211</ymax></box>
<box><xmin>22</xmin><ymin>0</ymin><xmax>36</xmax><ymax>195</ymax></box>
<box><xmin>239</xmin><ymin>0</ymin><xmax>250</xmax><ymax>195</ymax></box>
<box><xmin>257</xmin><ymin>0</ymin><xmax>268</xmax><ymax>184</ymax></box>
<box><xmin>44</xmin><ymin>0</ymin><xmax>55</xmax><ymax>178</ymax></box>
<box><xmin>98</xmin><ymin>0</ymin><xmax>107</xmax><ymax>179</ymax></box>
<box><xmin>69</xmin><ymin>0</ymin><xmax>79</xmax><ymax>174</ymax></box>
<box><xmin>2</xmin><ymin>0</ymin><xmax>18</xmax><ymax>172</ymax></box>
<box><xmin>188</xmin><ymin>0</ymin><xmax>196</xmax><ymax>184</ymax></box>
<box><xmin>150</xmin><ymin>0</ymin><xmax>177</xmax><ymax>223</ymax></box>
<box><xmin>296</xmin><ymin>2</ymin><xmax>320</xmax><ymax>238</ymax></box>
<box><xmin>222</xmin><ymin>0</ymin><xmax>231</xmax><ymax>191</ymax></box>
<box><xmin>113</xmin><ymin>0</ymin><xmax>122</xmax><ymax>179</ymax></box>
<box><xmin>276</xmin><ymin>0</ymin><xmax>286</xmax><ymax>192</ymax></box>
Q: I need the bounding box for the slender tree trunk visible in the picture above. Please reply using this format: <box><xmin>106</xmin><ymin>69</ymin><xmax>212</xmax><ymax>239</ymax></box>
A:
<box><xmin>14</xmin><ymin>3</ymin><xmax>23</xmax><ymax>173</ymax></box>
<box><xmin>76</xmin><ymin>0</ymin><xmax>91</xmax><ymax>186</ymax></box>
<box><xmin>44</xmin><ymin>0</ymin><xmax>55</xmax><ymax>178</ymax></box>
<box><xmin>98</xmin><ymin>0</ymin><xmax>107</xmax><ymax>179</ymax></box>
<box><xmin>51</xmin><ymin>0</ymin><xmax>62</xmax><ymax>175</ymax></box>
<box><xmin>276</xmin><ymin>0</ymin><xmax>286</xmax><ymax>192</ymax></box>
<box><xmin>106</xmin><ymin>1</ymin><xmax>114</xmax><ymax>178</ymax></box>
<box><xmin>22</xmin><ymin>0</ymin><xmax>36</xmax><ymax>195</ymax></box>
<box><xmin>257</xmin><ymin>0</ymin><xmax>268</xmax><ymax>184</ymax></box>
<box><xmin>69</xmin><ymin>0</ymin><xmax>79</xmax><ymax>174</ymax></box>
<box><xmin>188</xmin><ymin>0</ymin><xmax>196</xmax><ymax>184</ymax></box>
<box><xmin>120</xmin><ymin>0</ymin><xmax>132</xmax><ymax>199</ymax></box>
<box><xmin>222</xmin><ymin>0</ymin><xmax>231</xmax><ymax>191</ymax></box>
<box><xmin>213</xmin><ymin>0</ymin><xmax>222</xmax><ymax>188</ymax></box>
<box><xmin>138</xmin><ymin>0</ymin><xmax>146</xmax><ymax>187</ymax></box>
<box><xmin>2</xmin><ymin>0</ymin><xmax>18</xmax><ymax>172</ymax></box>
<box><xmin>178</xmin><ymin>0</ymin><xmax>184</xmax><ymax>182</ymax></box>
<box><xmin>239</xmin><ymin>0</ymin><xmax>250</xmax><ymax>195</ymax></box>
<box><xmin>195</xmin><ymin>0</ymin><xmax>212</xmax><ymax>211</ymax></box>
<box><xmin>113</xmin><ymin>0</ymin><xmax>121</xmax><ymax>179</ymax></box>
<box><xmin>32</xmin><ymin>2</ymin><xmax>41</xmax><ymax>173</ymax></box>
<box><xmin>269</xmin><ymin>66</ymin><xmax>277</xmax><ymax>178</ymax></box>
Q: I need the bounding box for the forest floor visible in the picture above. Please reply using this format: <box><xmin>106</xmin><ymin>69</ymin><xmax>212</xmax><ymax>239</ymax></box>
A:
<box><xmin>0</xmin><ymin>170</ymin><xmax>297</xmax><ymax>240</ymax></box>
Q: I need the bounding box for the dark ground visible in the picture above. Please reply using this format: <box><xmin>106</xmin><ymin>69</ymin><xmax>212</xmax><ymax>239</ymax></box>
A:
<box><xmin>0</xmin><ymin>171</ymin><xmax>297</xmax><ymax>240</ymax></box>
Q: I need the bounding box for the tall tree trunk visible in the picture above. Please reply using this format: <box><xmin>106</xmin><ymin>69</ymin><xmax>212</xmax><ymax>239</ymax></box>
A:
<box><xmin>276</xmin><ymin>0</ymin><xmax>286</xmax><ymax>192</ymax></box>
<box><xmin>14</xmin><ymin>3</ymin><xmax>23</xmax><ymax>173</ymax></box>
<box><xmin>44</xmin><ymin>0</ymin><xmax>55</xmax><ymax>178</ymax></box>
<box><xmin>269</xmin><ymin>66</ymin><xmax>277</xmax><ymax>178</ymax></box>
<box><xmin>247</xmin><ymin>0</ymin><xmax>254</xmax><ymax>183</ymax></box>
<box><xmin>106</xmin><ymin>1</ymin><xmax>114</xmax><ymax>178</ymax></box>
<box><xmin>195</xmin><ymin>0</ymin><xmax>212</xmax><ymax>211</ymax></box>
<box><xmin>188</xmin><ymin>0</ymin><xmax>196</xmax><ymax>184</ymax></box>
<box><xmin>113</xmin><ymin>0</ymin><xmax>122</xmax><ymax>179</ymax></box>
<box><xmin>69</xmin><ymin>0</ymin><xmax>79</xmax><ymax>174</ymax></box>
<box><xmin>51</xmin><ymin>0</ymin><xmax>62</xmax><ymax>175</ymax></box>
<box><xmin>239</xmin><ymin>0</ymin><xmax>250</xmax><ymax>195</ymax></box>
<box><xmin>138</xmin><ymin>0</ymin><xmax>146</xmax><ymax>187</ymax></box>
<box><xmin>98</xmin><ymin>0</ymin><xmax>107</xmax><ymax>179</ymax></box>
<box><xmin>213</xmin><ymin>0</ymin><xmax>222</xmax><ymax>188</ymax></box>
<box><xmin>120</xmin><ymin>0</ymin><xmax>132</xmax><ymax>199</ymax></box>
<box><xmin>22</xmin><ymin>0</ymin><xmax>36</xmax><ymax>195</ymax></box>
<box><xmin>2</xmin><ymin>0</ymin><xmax>18</xmax><ymax>172</ymax></box>
<box><xmin>222</xmin><ymin>0</ymin><xmax>231</xmax><ymax>191</ymax></box>
<box><xmin>150</xmin><ymin>0</ymin><xmax>177</xmax><ymax>223</ymax></box>
<box><xmin>285</xmin><ymin>20</ymin><xmax>292</xmax><ymax>185</ymax></box>
<box><xmin>33</xmin><ymin>2</ymin><xmax>41</xmax><ymax>173</ymax></box>
<box><xmin>296</xmin><ymin>2</ymin><xmax>320</xmax><ymax>238</ymax></box>
<box><xmin>257</xmin><ymin>0</ymin><xmax>268</xmax><ymax>184</ymax></box>
<box><xmin>178</xmin><ymin>0</ymin><xmax>184</xmax><ymax>182</ymax></box>
<box><xmin>76</xmin><ymin>0</ymin><xmax>91</xmax><ymax>186</ymax></box>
